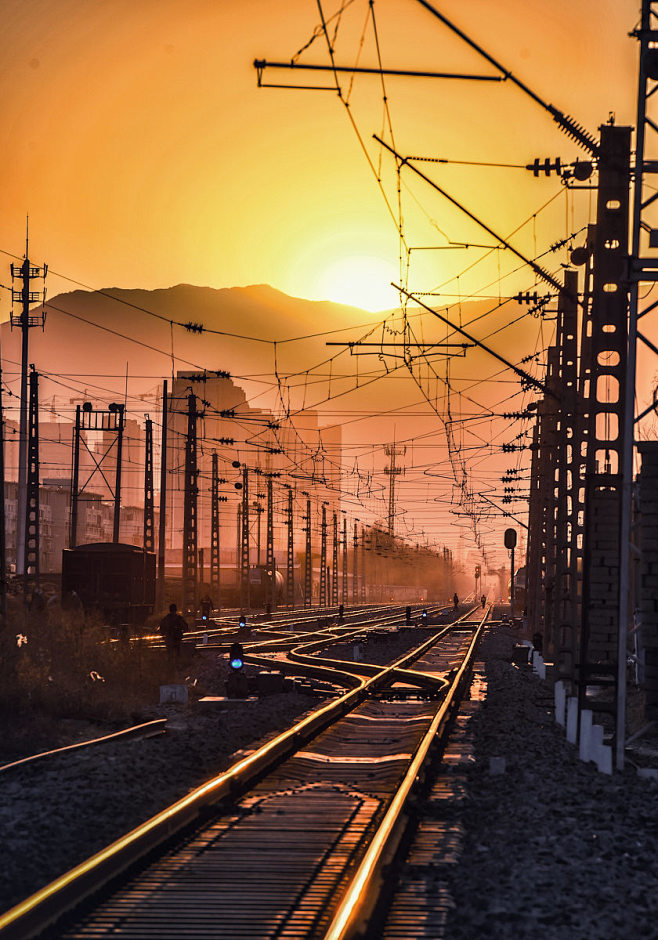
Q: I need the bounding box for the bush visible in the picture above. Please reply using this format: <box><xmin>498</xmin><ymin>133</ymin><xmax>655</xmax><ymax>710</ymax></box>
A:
<box><xmin>0</xmin><ymin>604</ymin><xmax>172</xmax><ymax>732</ymax></box>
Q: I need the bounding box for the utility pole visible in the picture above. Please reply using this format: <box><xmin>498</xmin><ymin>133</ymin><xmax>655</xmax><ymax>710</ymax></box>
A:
<box><xmin>304</xmin><ymin>497</ymin><xmax>312</xmax><ymax>607</ymax></box>
<box><xmin>352</xmin><ymin>522</ymin><xmax>358</xmax><ymax>605</ymax></box>
<box><xmin>156</xmin><ymin>380</ymin><xmax>168</xmax><ymax>609</ymax></box>
<box><xmin>361</xmin><ymin>525</ymin><xmax>367</xmax><ymax>602</ymax></box>
<box><xmin>0</xmin><ymin>343</ymin><xmax>6</xmax><ymax>622</ymax></box>
<box><xmin>254</xmin><ymin>501</ymin><xmax>263</xmax><ymax>565</ymax></box>
<box><xmin>211</xmin><ymin>452</ymin><xmax>220</xmax><ymax>604</ymax></box>
<box><xmin>182</xmin><ymin>392</ymin><xmax>199</xmax><ymax>614</ymax></box>
<box><xmin>554</xmin><ymin>270</ymin><xmax>580</xmax><ymax>682</ymax></box>
<box><xmin>622</xmin><ymin>1</ymin><xmax>658</xmax><ymax>768</ymax></box>
<box><xmin>342</xmin><ymin>515</ymin><xmax>347</xmax><ymax>606</ymax></box>
<box><xmin>24</xmin><ymin>367</ymin><xmax>39</xmax><ymax>599</ymax></box>
<box><xmin>240</xmin><ymin>467</ymin><xmax>250</xmax><ymax>609</ymax></box>
<box><xmin>319</xmin><ymin>504</ymin><xmax>327</xmax><ymax>607</ymax></box>
<box><xmin>112</xmin><ymin>404</ymin><xmax>125</xmax><ymax>543</ymax></box>
<box><xmin>70</xmin><ymin>406</ymin><xmax>81</xmax><ymax>549</ymax></box>
<box><xmin>266</xmin><ymin>476</ymin><xmax>276</xmax><ymax>610</ymax></box>
<box><xmin>384</xmin><ymin>443</ymin><xmax>405</xmax><ymax>537</ymax></box>
<box><xmin>11</xmin><ymin>232</ymin><xmax>46</xmax><ymax>575</ymax></box>
<box><xmin>578</xmin><ymin>124</ymin><xmax>631</xmax><ymax>768</ymax></box>
<box><xmin>332</xmin><ymin>511</ymin><xmax>339</xmax><ymax>605</ymax></box>
<box><xmin>286</xmin><ymin>488</ymin><xmax>294</xmax><ymax>608</ymax></box>
<box><xmin>143</xmin><ymin>416</ymin><xmax>154</xmax><ymax>552</ymax></box>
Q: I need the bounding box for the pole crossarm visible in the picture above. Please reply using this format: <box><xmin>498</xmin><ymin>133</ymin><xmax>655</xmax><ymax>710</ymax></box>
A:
<box><xmin>253</xmin><ymin>59</ymin><xmax>503</xmax><ymax>83</ymax></box>
<box><xmin>375</xmin><ymin>135</ymin><xmax>565</xmax><ymax>294</ymax></box>
<box><xmin>393</xmin><ymin>282</ymin><xmax>556</xmax><ymax>399</ymax></box>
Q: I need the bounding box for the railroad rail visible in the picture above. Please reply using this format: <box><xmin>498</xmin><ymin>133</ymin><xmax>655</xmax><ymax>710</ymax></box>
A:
<box><xmin>0</xmin><ymin>606</ymin><xmax>488</xmax><ymax>939</ymax></box>
<box><xmin>0</xmin><ymin>720</ymin><xmax>167</xmax><ymax>776</ymax></box>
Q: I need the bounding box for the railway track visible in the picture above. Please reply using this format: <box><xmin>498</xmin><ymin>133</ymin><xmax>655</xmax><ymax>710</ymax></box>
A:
<box><xmin>0</xmin><ymin>606</ymin><xmax>488</xmax><ymax>939</ymax></box>
<box><xmin>0</xmin><ymin>721</ymin><xmax>167</xmax><ymax>776</ymax></box>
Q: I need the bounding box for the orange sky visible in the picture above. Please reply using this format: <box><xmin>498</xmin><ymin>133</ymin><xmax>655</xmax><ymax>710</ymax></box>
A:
<box><xmin>0</xmin><ymin>0</ymin><xmax>649</xmax><ymax>571</ymax></box>
<box><xmin>0</xmin><ymin>0</ymin><xmax>639</xmax><ymax>306</ymax></box>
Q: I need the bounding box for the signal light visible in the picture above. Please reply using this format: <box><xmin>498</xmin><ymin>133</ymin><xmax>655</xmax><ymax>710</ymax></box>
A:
<box><xmin>421</xmin><ymin>609</ymin><xmax>428</xmax><ymax>625</ymax></box>
<box><xmin>229</xmin><ymin>642</ymin><xmax>244</xmax><ymax>671</ymax></box>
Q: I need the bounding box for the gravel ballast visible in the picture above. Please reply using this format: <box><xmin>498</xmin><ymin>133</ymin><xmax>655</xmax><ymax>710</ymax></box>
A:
<box><xmin>0</xmin><ymin>650</ymin><xmax>314</xmax><ymax>913</ymax></box>
<box><xmin>444</xmin><ymin>624</ymin><xmax>658</xmax><ymax>940</ymax></box>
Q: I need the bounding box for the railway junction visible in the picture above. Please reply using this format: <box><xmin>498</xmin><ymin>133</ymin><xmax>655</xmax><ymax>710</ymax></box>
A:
<box><xmin>1</xmin><ymin>602</ymin><xmax>658</xmax><ymax>938</ymax></box>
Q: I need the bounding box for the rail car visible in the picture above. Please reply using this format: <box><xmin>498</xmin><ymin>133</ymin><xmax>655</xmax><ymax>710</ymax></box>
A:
<box><xmin>61</xmin><ymin>542</ymin><xmax>156</xmax><ymax>624</ymax></box>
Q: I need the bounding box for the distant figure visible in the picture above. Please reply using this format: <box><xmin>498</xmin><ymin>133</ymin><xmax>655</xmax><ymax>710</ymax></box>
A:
<box><xmin>159</xmin><ymin>603</ymin><xmax>187</xmax><ymax>658</ymax></box>
<box><xmin>481</xmin><ymin>594</ymin><xmax>486</xmax><ymax>608</ymax></box>
<box><xmin>453</xmin><ymin>592</ymin><xmax>459</xmax><ymax>611</ymax></box>
<box><xmin>199</xmin><ymin>594</ymin><xmax>214</xmax><ymax>620</ymax></box>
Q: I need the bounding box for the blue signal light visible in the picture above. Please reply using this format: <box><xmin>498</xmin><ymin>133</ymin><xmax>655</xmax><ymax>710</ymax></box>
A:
<box><xmin>229</xmin><ymin>641</ymin><xmax>244</xmax><ymax>672</ymax></box>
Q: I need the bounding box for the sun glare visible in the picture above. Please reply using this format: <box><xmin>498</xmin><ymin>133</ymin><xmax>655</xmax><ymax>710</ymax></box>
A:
<box><xmin>316</xmin><ymin>255</ymin><xmax>401</xmax><ymax>312</ymax></box>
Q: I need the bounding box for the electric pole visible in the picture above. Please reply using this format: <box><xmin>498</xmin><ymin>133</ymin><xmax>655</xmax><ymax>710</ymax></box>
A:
<box><xmin>156</xmin><ymin>380</ymin><xmax>168</xmax><ymax>609</ymax></box>
<box><xmin>332</xmin><ymin>511</ymin><xmax>338</xmax><ymax>605</ymax></box>
<box><xmin>266</xmin><ymin>476</ymin><xmax>276</xmax><ymax>610</ymax></box>
<box><xmin>182</xmin><ymin>392</ymin><xmax>199</xmax><ymax>614</ymax></box>
<box><xmin>342</xmin><ymin>515</ymin><xmax>347</xmax><ymax>606</ymax></box>
<box><xmin>240</xmin><ymin>466</ymin><xmax>250</xmax><ymax>610</ymax></box>
<box><xmin>24</xmin><ymin>367</ymin><xmax>40</xmax><ymax>599</ymax></box>
<box><xmin>211</xmin><ymin>452</ymin><xmax>221</xmax><ymax>603</ymax></box>
<box><xmin>143</xmin><ymin>416</ymin><xmax>154</xmax><ymax>552</ymax></box>
<box><xmin>304</xmin><ymin>496</ymin><xmax>312</xmax><ymax>608</ymax></box>
<box><xmin>352</xmin><ymin>522</ymin><xmax>358</xmax><ymax>605</ymax></box>
<box><xmin>112</xmin><ymin>404</ymin><xmax>125</xmax><ymax>544</ymax></box>
<box><xmin>319</xmin><ymin>504</ymin><xmax>327</xmax><ymax>607</ymax></box>
<box><xmin>286</xmin><ymin>487</ymin><xmax>294</xmax><ymax>608</ymax></box>
<box><xmin>0</xmin><ymin>343</ymin><xmax>6</xmax><ymax>622</ymax></box>
<box><xmin>384</xmin><ymin>443</ymin><xmax>405</xmax><ymax>537</ymax></box>
<box><xmin>11</xmin><ymin>230</ymin><xmax>46</xmax><ymax>575</ymax></box>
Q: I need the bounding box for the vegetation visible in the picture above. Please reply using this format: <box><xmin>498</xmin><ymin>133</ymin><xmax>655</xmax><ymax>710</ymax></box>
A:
<box><xmin>0</xmin><ymin>601</ymin><xmax>171</xmax><ymax>758</ymax></box>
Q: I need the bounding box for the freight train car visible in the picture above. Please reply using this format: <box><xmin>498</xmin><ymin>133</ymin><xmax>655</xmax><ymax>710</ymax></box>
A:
<box><xmin>61</xmin><ymin>542</ymin><xmax>156</xmax><ymax>624</ymax></box>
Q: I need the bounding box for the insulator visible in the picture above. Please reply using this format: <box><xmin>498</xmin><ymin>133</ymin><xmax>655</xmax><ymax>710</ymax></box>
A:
<box><xmin>550</xmin><ymin>108</ymin><xmax>599</xmax><ymax>155</ymax></box>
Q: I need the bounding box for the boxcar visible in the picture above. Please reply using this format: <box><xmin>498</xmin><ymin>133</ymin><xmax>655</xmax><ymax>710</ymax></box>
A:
<box><xmin>61</xmin><ymin>543</ymin><xmax>156</xmax><ymax>624</ymax></box>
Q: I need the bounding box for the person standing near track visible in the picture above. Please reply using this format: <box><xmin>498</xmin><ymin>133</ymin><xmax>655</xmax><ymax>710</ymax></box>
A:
<box><xmin>453</xmin><ymin>592</ymin><xmax>459</xmax><ymax>611</ymax></box>
<box><xmin>159</xmin><ymin>603</ymin><xmax>187</xmax><ymax>661</ymax></box>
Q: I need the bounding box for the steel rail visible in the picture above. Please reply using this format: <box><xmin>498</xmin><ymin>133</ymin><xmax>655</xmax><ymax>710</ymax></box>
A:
<box><xmin>324</xmin><ymin>610</ymin><xmax>488</xmax><ymax>940</ymax></box>
<box><xmin>0</xmin><ymin>619</ymin><xmax>460</xmax><ymax>940</ymax></box>
<box><xmin>0</xmin><ymin>720</ymin><xmax>167</xmax><ymax>775</ymax></box>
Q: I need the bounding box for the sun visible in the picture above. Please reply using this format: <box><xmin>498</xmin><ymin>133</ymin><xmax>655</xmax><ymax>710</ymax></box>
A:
<box><xmin>316</xmin><ymin>254</ymin><xmax>401</xmax><ymax>312</ymax></box>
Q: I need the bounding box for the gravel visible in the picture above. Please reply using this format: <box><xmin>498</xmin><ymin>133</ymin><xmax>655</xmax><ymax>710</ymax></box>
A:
<box><xmin>0</xmin><ymin>626</ymin><xmax>442</xmax><ymax>914</ymax></box>
<box><xmin>0</xmin><ymin>649</ymin><xmax>314</xmax><ymax>913</ymax></box>
<box><xmin>13</xmin><ymin>619</ymin><xmax>656</xmax><ymax>938</ymax></box>
<box><xmin>444</xmin><ymin>624</ymin><xmax>658</xmax><ymax>940</ymax></box>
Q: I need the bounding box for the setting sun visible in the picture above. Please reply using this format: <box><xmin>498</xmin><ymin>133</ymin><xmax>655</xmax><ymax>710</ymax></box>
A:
<box><xmin>315</xmin><ymin>255</ymin><xmax>401</xmax><ymax>312</ymax></box>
